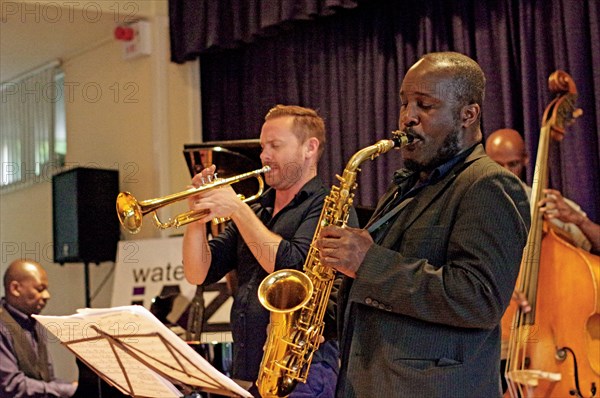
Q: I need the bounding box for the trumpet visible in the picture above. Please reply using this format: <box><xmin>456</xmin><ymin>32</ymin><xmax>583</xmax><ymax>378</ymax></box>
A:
<box><xmin>116</xmin><ymin>166</ymin><xmax>271</xmax><ymax>234</ymax></box>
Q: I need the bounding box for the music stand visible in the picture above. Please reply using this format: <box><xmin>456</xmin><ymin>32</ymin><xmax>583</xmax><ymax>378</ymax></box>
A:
<box><xmin>34</xmin><ymin>306</ymin><xmax>252</xmax><ymax>398</ymax></box>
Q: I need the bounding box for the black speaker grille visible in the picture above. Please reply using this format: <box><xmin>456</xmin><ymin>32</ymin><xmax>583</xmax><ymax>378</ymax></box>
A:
<box><xmin>52</xmin><ymin>167</ymin><xmax>119</xmax><ymax>264</ymax></box>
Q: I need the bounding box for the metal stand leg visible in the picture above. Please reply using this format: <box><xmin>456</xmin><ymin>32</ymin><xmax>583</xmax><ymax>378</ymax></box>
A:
<box><xmin>84</xmin><ymin>262</ymin><xmax>91</xmax><ymax>308</ymax></box>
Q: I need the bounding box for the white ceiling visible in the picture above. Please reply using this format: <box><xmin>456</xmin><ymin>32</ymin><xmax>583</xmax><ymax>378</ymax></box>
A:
<box><xmin>0</xmin><ymin>0</ymin><xmax>162</xmax><ymax>82</ymax></box>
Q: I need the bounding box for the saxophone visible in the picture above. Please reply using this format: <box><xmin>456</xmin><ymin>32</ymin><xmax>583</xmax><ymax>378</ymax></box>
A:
<box><xmin>256</xmin><ymin>130</ymin><xmax>414</xmax><ymax>397</ymax></box>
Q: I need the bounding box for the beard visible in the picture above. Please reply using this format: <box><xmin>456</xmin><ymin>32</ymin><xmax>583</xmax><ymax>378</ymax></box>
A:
<box><xmin>404</xmin><ymin>127</ymin><xmax>462</xmax><ymax>173</ymax></box>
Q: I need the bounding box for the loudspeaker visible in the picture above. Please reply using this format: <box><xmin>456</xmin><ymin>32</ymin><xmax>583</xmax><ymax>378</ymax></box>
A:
<box><xmin>52</xmin><ymin>167</ymin><xmax>120</xmax><ymax>264</ymax></box>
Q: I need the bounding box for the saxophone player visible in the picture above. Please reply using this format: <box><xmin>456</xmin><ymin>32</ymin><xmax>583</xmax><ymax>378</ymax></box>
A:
<box><xmin>182</xmin><ymin>105</ymin><xmax>358</xmax><ymax>397</ymax></box>
<box><xmin>315</xmin><ymin>52</ymin><xmax>530</xmax><ymax>398</ymax></box>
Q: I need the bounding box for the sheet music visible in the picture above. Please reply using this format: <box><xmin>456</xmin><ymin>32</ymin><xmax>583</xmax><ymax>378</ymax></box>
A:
<box><xmin>72</xmin><ymin>338</ymin><xmax>180</xmax><ymax>397</ymax></box>
<box><xmin>34</xmin><ymin>305</ymin><xmax>252</xmax><ymax>398</ymax></box>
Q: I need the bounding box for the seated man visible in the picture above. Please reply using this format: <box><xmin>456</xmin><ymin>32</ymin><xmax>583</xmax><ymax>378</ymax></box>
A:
<box><xmin>0</xmin><ymin>259</ymin><xmax>77</xmax><ymax>398</ymax></box>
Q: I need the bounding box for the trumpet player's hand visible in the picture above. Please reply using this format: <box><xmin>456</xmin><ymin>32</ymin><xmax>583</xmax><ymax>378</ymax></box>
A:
<box><xmin>190</xmin><ymin>185</ymin><xmax>242</xmax><ymax>224</ymax></box>
<box><xmin>186</xmin><ymin>165</ymin><xmax>216</xmax><ymax>221</ymax></box>
<box><xmin>315</xmin><ymin>225</ymin><xmax>373</xmax><ymax>279</ymax></box>
<box><xmin>187</xmin><ymin>165</ymin><xmax>241</xmax><ymax>223</ymax></box>
<box><xmin>190</xmin><ymin>164</ymin><xmax>217</xmax><ymax>188</ymax></box>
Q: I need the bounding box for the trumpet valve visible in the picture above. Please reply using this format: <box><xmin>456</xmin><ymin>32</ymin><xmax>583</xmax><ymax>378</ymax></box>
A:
<box><xmin>212</xmin><ymin>216</ymin><xmax>230</xmax><ymax>225</ymax></box>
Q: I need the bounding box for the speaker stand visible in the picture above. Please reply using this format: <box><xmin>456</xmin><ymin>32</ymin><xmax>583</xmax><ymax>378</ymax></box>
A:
<box><xmin>84</xmin><ymin>262</ymin><xmax>92</xmax><ymax>308</ymax></box>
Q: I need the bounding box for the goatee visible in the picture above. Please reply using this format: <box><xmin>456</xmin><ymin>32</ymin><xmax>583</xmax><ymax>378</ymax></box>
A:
<box><xmin>404</xmin><ymin>128</ymin><xmax>461</xmax><ymax>173</ymax></box>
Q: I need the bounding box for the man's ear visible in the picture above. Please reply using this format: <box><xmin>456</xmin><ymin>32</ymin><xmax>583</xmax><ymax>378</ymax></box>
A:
<box><xmin>304</xmin><ymin>137</ymin><xmax>320</xmax><ymax>158</ymax></box>
<box><xmin>461</xmin><ymin>103</ymin><xmax>480</xmax><ymax>128</ymax></box>
<box><xmin>8</xmin><ymin>281</ymin><xmax>21</xmax><ymax>297</ymax></box>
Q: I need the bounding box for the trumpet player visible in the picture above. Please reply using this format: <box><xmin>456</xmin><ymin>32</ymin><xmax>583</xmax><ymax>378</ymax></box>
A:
<box><xmin>315</xmin><ymin>52</ymin><xmax>530</xmax><ymax>397</ymax></box>
<box><xmin>182</xmin><ymin>105</ymin><xmax>357</xmax><ymax>397</ymax></box>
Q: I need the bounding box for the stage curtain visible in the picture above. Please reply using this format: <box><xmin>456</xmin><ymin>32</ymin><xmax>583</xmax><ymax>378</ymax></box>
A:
<box><xmin>171</xmin><ymin>0</ymin><xmax>600</xmax><ymax>221</ymax></box>
<box><xmin>169</xmin><ymin>0</ymin><xmax>359</xmax><ymax>63</ymax></box>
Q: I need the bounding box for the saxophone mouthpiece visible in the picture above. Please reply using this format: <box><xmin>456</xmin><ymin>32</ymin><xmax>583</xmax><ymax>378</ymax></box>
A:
<box><xmin>391</xmin><ymin>130</ymin><xmax>416</xmax><ymax>147</ymax></box>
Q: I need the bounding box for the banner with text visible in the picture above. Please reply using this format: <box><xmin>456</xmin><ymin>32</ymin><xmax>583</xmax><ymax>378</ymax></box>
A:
<box><xmin>111</xmin><ymin>237</ymin><xmax>232</xmax><ymax>342</ymax></box>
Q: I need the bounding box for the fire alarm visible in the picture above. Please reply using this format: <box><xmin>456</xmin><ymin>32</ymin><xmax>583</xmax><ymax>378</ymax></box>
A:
<box><xmin>114</xmin><ymin>21</ymin><xmax>152</xmax><ymax>60</ymax></box>
<box><xmin>114</xmin><ymin>25</ymin><xmax>135</xmax><ymax>41</ymax></box>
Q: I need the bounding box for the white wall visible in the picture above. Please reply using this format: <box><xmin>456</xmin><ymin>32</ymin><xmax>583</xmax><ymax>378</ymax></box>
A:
<box><xmin>0</xmin><ymin>8</ymin><xmax>201</xmax><ymax>381</ymax></box>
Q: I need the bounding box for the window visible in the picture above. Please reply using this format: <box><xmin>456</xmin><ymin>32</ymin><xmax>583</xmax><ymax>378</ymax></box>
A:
<box><xmin>0</xmin><ymin>63</ymin><xmax>66</xmax><ymax>190</ymax></box>
<box><xmin>54</xmin><ymin>72</ymin><xmax>67</xmax><ymax>165</ymax></box>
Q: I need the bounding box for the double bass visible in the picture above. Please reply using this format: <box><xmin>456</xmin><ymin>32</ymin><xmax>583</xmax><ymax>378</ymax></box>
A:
<box><xmin>503</xmin><ymin>71</ymin><xmax>600</xmax><ymax>397</ymax></box>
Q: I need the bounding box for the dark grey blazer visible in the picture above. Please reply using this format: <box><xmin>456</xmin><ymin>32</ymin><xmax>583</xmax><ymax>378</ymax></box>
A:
<box><xmin>336</xmin><ymin>144</ymin><xmax>530</xmax><ymax>398</ymax></box>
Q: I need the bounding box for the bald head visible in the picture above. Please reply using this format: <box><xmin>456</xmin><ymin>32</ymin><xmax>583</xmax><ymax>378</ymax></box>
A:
<box><xmin>420</xmin><ymin>52</ymin><xmax>486</xmax><ymax>111</ymax></box>
<box><xmin>3</xmin><ymin>259</ymin><xmax>50</xmax><ymax>315</ymax></box>
<box><xmin>486</xmin><ymin>129</ymin><xmax>529</xmax><ymax>179</ymax></box>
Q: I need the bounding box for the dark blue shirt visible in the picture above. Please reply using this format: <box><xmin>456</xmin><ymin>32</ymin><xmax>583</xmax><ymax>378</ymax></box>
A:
<box><xmin>202</xmin><ymin>176</ymin><xmax>356</xmax><ymax>384</ymax></box>
<box><xmin>369</xmin><ymin>144</ymin><xmax>478</xmax><ymax>242</ymax></box>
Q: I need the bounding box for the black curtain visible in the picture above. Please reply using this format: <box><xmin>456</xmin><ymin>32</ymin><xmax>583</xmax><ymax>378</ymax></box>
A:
<box><xmin>170</xmin><ymin>0</ymin><xmax>600</xmax><ymax>222</ymax></box>
<box><xmin>169</xmin><ymin>0</ymin><xmax>359</xmax><ymax>62</ymax></box>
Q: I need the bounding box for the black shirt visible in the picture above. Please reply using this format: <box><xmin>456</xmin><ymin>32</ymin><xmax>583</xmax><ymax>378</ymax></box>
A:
<box><xmin>202</xmin><ymin>176</ymin><xmax>346</xmax><ymax>383</ymax></box>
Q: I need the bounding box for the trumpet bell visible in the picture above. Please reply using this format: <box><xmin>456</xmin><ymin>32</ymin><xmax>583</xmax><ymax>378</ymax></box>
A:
<box><xmin>116</xmin><ymin>192</ymin><xmax>143</xmax><ymax>234</ymax></box>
